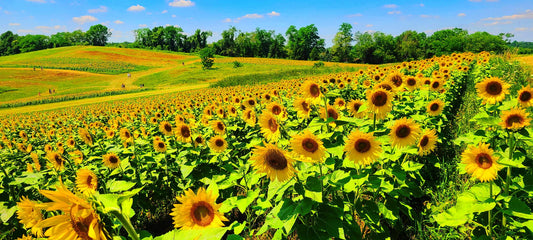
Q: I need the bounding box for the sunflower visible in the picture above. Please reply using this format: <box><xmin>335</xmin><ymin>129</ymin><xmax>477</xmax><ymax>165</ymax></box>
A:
<box><xmin>211</xmin><ymin>120</ymin><xmax>226</xmax><ymax>135</ymax></box>
<box><xmin>175</xmin><ymin>123</ymin><xmax>192</xmax><ymax>143</ymax></box>
<box><xmin>517</xmin><ymin>86</ymin><xmax>533</xmax><ymax>107</ymax></box>
<box><xmin>259</xmin><ymin>112</ymin><xmax>281</xmax><ymax>142</ymax></box>
<box><xmin>404</xmin><ymin>76</ymin><xmax>419</xmax><ymax>91</ymax></box>
<box><xmin>417</xmin><ymin>129</ymin><xmax>438</xmax><ymax>156</ymax></box>
<box><xmin>47</xmin><ymin>152</ymin><xmax>65</xmax><ymax>171</ymax></box>
<box><xmin>170</xmin><ymin>187</ymin><xmax>228</xmax><ymax>230</ymax></box>
<box><xmin>208</xmin><ymin>135</ymin><xmax>228</xmax><ymax>153</ymax></box>
<box><xmin>500</xmin><ymin>107</ymin><xmax>531</xmax><ymax>130</ymax></box>
<box><xmin>290</xmin><ymin>130</ymin><xmax>326</xmax><ymax>162</ymax></box>
<box><xmin>389</xmin><ymin>117</ymin><xmax>421</xmax><ymax>148</ymax></box>
<box><xmin>31</xmin><ymin>152</ymin><xmax>41</xmax><ymax>171</ymax></box>
<box><xmin>158</xmin><ymin>121</ymin><xmax>173</xmax><ymax>136</ymax></box>
<box><xmin>119</xmin><ymin>128</ymin><xmax>133</xmax><ymax>142</ymax></box>
<box><xmin>366</xmin><ymin>89</ymin><xmax>393</xmax><ymax>120</ymax></box>
<box><xmin>76</xmin><ymin>169</ymin><xmax>98</xmax><ymax>195</ymax></box>
<box><xmin>320</xmin><ymin>104</ymin><xmax>340</xmax><ymax>121</ymax></box>
<box><xmin>16</xmin><ymin>196</ymin><xmax>43</xmax><ymax>237</ymax></box>
<box><xmin>334</xmin><ymin>98</ymin><xmax>346</xmax><ymax>110</ymax></box>
<box><xmin>461</xmin><ymin>143</ymin><xmax>503</xmax><ymax>182</ymax></box>
<box><xmin>19</xmin><ymin>130</ymin><xmax>28</xmax><ymax>141</ymax></box>
<box><xmin>476</xmin><ymin>77</ymin><xmax>510</xmax><ymax>104</ymax></box>
<box><xmin>293</xmin><ymin>98</ymin><xmax>311</xmax><ymax>119</ymax></box>
<box><xmin>16</xmin><ymin>235</ymin><xmax>34</xmax><ymax>240</ymax></box>
<box><xmin>266</xmin><ymin>102</ymin><xmax>285</xmax><ymax>117</ymax></box>
<box><xmin>429</xmin><ymin>78</ymin><xmax>445</xmax><ymax>92</ymax></box>
<box><xmin>153</xmin><ymin>139</ymin><xmax>167</xmax><ymax>153</ymax></box>
<box><xmin>301</xmin><ymin>80</ymin><xmax>321</xmax><ymax>99</ymax></box>
<box><xmin>243</xmin><ymin>98</ymin><xmax>257</xmax><ymax>109</ymax></box>
<box><xmin>78</xmin><ymin>128</ymin><xmax>93</xmax><ymax>146</ymax></box>
<box><xmin>227</xmin><ymin>105</ymin><xmax>238</xmax><ymax>117</ymax></box>
<box><xmin>387</xmin><ymin>72</ymin><xmax>404</xmax><ymax>88</ymax></box>
<box><xmin>427</xmin><ymin>99</ymin><xmax>445</xmax><ymax>116</ymax></box>
<box><xmin>242</xmin><ymin>109</ymin><xmax>256</xmax><ymax>126</ymax></box>
<box><xmin>194</xmin><ymin>135</ymin><xmax>205</xmax><ymax>147</ymax></box>
<box><xmin>35</xmin><ymin>185</ymin><xmax>107</xmax><ymax>240</ymax></box>
<box><xmin>105</xmin><ymin>130</ymin><xmax>115</xmax><ymax>139</ymax></box>
<box><xmin>250</xmin><ymin>143</ymin><xmax>296</xmax><ymax>182</ymax></box>
<box><xmin>66</xmin><ymin>138</ymin><xmax>76</xmax><ymax>148</ymax></box>
<box><xmin>344</xmin><ymin>130</ymin><xmax>382</xmax><ymax>166</ymax></box>
<box><xmin>102</xmin><ymin>153</ymin><xmax>121</xmax><ymax>169</ymax></box>
<box><xmin>347</xmin><ymin>99</ymin><xmax>365</xmax><ymax>118</ymax></box>
<box><xmin>69</xmin><ymin>150</ymin><xmax>84</xmax><ymax>165</ymax></box>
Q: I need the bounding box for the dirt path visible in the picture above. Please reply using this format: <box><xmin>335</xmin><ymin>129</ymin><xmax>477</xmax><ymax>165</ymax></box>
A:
<box><xmin>0</xmin><ymin>83</ymin><xmax>210</xmax><ymax>116</ymax></box>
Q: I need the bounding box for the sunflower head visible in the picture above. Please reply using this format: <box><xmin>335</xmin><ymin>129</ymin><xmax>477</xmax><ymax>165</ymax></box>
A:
<box><xmin>47</xmin><ymin>152</ymin><xmax>64</xmax><ymax>171</ymax></box>
<box><xmin>76</xmin><ymin>169</ymin><xmax>98</xmax><ymax>195</ymax></box>
<box><xmin>500</xmin><ymin>107</ymin><xmax>530</xmax><ymax>131</ymax></box>
<box><xmin>347</xmin><ymin>99</ymin><xmax>365</xmax><ymax>118</ymax></box>
<box><xmin>461</xmin><ymin>143</ymin><xmax>503</xmax><ymax>182</ymax></box>
<box><xmin>343</xmin><ymin>130</ymin><xmax>382</xmax><ymax>166</ymax></box>
<box><xmin>290</xmin><ymin>130</ymin><xmax>326</xmax><ymax>162</ymax></box>
<box><xmin>366</xmin><ymin>89</ymin><xmax>393</xmax><ymax>120</ymax></box>
<box><xmin>476</xmin><ymin>77</ymin><xmax>510</xmax><ymax>104</ymax></box>
<box><xmin>242</xmin><ymin>109</ymin><xmax>257</xmax><ymax>126</ymax></box>
<box><xmin>194</xmin><ymin>135</ymin><xmax>205</xmax><ymax>147</ymax></box>
<box><xmin>404</xmin><ymin>76</ymin><xmax>419</xmax><ymax>91</ymax></box>
<box><xmin>427</xmin><ymin>99</ymin><xmax>445</xmax><ymax>116</ymax></box>
<box><xmin>16</xmin><ymin>196</ymin><xmax>43</xmax><ymax>237</ymax></box>
<box><xmin>78</xmin><ymin>128</ymin><xmax>93</xmax><ymax>146</ymax></box>
<box><xmin>267</xmin><ymin>102</ymin><xmax>284</xmax><ymax>116</ymax></box>
<box><xmin>208</xmin><ymin>135</ymin><xmax>228</xmax><ymax>153</ymax></box>
<box><xmin>293</xmin><ymin>98</ymin><xmax>311</xmax><ymax>119</ymax></box>
<box><xmin>102</xmin><ymin>153</ymin><xmax>121</xmax><ymax>169</ymax></box>
<box><xmin>417</xmin><ymin>129</ymin><xmax>437</xmax><ymax>156</ymax></box>
<box><xmin>301</xmin><ymin>80</ymin><xmax>321</xmax><ymax>99</ymax></box>
<box><xmin>159</xmin><ymin>121</ymin><xmax>173</xmax><ymax>136</ymax></box>
<box><xmin>153</xmin><ymin>139</ymin><xmax>167</xmax><ymax>153</ymax></box>
<box><xmin>211</xmin><ymin>120</ymin><xmax>226</xmax><ymax>135</ymax></box>
<box><xmin>250</xmin><ymin>143</ymin><xmax>295</xmax><ymax>182</ymax></box>
<box><xmin>170</xmin><ymin>187</ymin><xmax>228</xmax><ymax>230</ymax></box>
<box><xmin>259</xmin><ymin>112</ymin><xmax>280</xmax><ymax>142</ymax></box>
<box><xmin>389</xmin><ymin>117</ymin><xmax>421</xmax><ymax>148</ymax></box>
<box><xmin>176</xmin><ymin>123</ymin><xmax>192</xmax><ymax>142</ymax></box>
<box><xmin>517</xmin><ymin>86</ymin><xmax>533</xmax><ymax>107</ymax></box>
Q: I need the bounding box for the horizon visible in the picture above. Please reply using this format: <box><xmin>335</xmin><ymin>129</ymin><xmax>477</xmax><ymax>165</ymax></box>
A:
<box><xmin>1</xmin><ymin>0</ymin><xmax>532</xmax><ymax>47</ymax></box>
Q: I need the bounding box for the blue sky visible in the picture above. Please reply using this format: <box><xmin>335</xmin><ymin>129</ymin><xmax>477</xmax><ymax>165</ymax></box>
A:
<box><xmin>1</xmin><ymin>0</ymin><xmax>532</xmax><ymax>46</ymax></box>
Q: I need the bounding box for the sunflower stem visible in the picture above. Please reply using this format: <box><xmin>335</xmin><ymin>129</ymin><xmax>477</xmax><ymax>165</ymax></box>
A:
<box><xmin>373</xmin><ymin>112</ymin><xmax>377</xmax><ymax>131</ymax></box>
<box><xmin>110</xmin><ymin>210</ymin><xmax>140</xmax><ymax>240</ymax></box>
<box><xmin>488</xmin><ymin>181</ymin><xmax>493</xmax><ymax>236</ymax></box>
<box><xmin>503</xmin><ymin>131</ymin><xmax>514</xmax><ymax>227</ymax></box>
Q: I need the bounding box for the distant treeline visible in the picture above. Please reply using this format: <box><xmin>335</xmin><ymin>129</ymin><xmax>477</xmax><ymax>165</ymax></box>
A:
<box><xmin>1</xmin><ymin>23</ymin><xmax>532</xmax><ymax>64</ymax></box>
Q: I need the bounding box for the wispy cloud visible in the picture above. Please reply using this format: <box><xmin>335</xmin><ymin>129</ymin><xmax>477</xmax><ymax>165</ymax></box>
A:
<box><xmin>419</xmin><ymin>3</ymin><xmax>425</xmax><ymax>7</ymax></box>
<box><xmin>169</xmin><ymin>0</ymin><xmax>195</xmax><ymax>8</ymax></box>
<box><xmin>9</xmin><ymin>23</ymin><xmax>20</xmax><ymax>26</ymax></box>
<box><xmin>114</xmin><ymin>20</ymin><xmax>124</xmax><ymax>24</ymax></box>
<box><xmin>162</xmin><ymin>10</ymin><xmax>168</xmax><ymax>14</ymax></box>
<box><xmin>223</xmin><ymin>18</ymin><xmax>232</xmax><ymax>23</ymax></box>
<box><xmin>388</xmin><ymin>11</ymin><xmax>401</xmax><ymax>15</ymax></box>
<box><xmin>72</xmin><ymin>15</ymin><xmax>97</xmax><ymax>24</ymax></box>
<box><xmin>88</xmin><ymin>5</ymin><xmax>107</xmax><ymax>13</ymax></box>
<box><xmin>18</xmin><ymin>29</ymin><xmax>36</xmax><ymax>34</ymax></box>
<box><xmin>515</xmin><ymin>27</ymin><xmax>530</xmax><ymax>31</ymax></box>
<box><xmin>420</xmin><ymin>14</ymin><xmax>439</xmax><ymax>18</ymax></box>
<box><xmin>384</xmin><ymin>4</ymin><xmax>398</xmax><ymax>8</ymax></box>
<box><xmin>484</xmin><ymin>20</ymin><xmax>512</xmax><ymax>26</ymax></box>
<box><xmin>241</xmin><ymin>13</ymin><xmax>263</xmax><ymax>19</ymax></box>
<box><xmin>127</xmin><ymin>4</ymin><xmax>145</xmax><ymax>12</ymax></box>
<box><xmin>458</xmin><ymin>13</ymin><xmax>466</xmax><ymax>17</ymax></box>
<box><xmin>365</xmin><ymin>24</ymin><xmax>373</xmax><ymax>27</ymax></box>
<box><xmin>482</xmin><ymin>10</ymin><xmax>533</xmax><ymax>21</ymax></box>
<box><xmin>267</xmin><ymin>11</ymin><xmax>280</xmax><ymax>17</ymax></box>
<box><xmin>139</xmin><ymin>24</ymin><xmax>147</xmax><ymax>28</ymax></box>
<box><xmin>172</xmin><ymin>14</ymin><xmax>177</xmax><ymax>18</ymax></box>
<box><xmin>26</xmin><ymin>0</ymin><xmax>47</xmax><ymax>3</ymax></box>
<box><xmin>347</xmin><ymin>13</ymin><xmax>362</xmax><ymax>17</ymax></box>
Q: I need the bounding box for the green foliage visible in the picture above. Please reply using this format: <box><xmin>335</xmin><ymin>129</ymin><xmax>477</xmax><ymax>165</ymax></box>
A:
<box><xmin>286</xmin><ymin>24</ymin><xmax>325</xmax><ymax>60</ymax></box>
<box><xmin>199</xmin><ymin>47</ymin><xmax>215</xmax><ymax>69</ymax></box>
<box><xmin>331</xmin><ymin>23</ymin><xmax>353</xmax><ymax>62</ymax></box>
<box><xmin>232</xmin><ymin>61</ymin><xmax>243</xmax><ymax>68</ymax></box>
<box><xmin>86</xmin><ymin>24</ymin><xmax>111</xmax><ymax>46</ymax></box>
<box><xmin>313</xmin><ymin>61</ymin><xmax>325</xmax><ymax>68</ymax></box>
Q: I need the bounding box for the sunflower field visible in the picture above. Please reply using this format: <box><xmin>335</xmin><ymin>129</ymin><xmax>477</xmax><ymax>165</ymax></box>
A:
<box><xmin>1</xmin><ymin>52</ymin><xmax>532</xmax><ymax>240</ymax></box>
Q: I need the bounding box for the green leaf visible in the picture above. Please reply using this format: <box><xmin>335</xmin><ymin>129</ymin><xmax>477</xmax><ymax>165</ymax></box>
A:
<box><xmin>95</xmin><ymin>193</ymin><xmax>121</xmax><ymax>213</ymax></box>
<box><xmin>317</xmin><ymin>204</ymin><xmax>343</xmax><ymax>238</ymax></box>
<box><xmin>328</xmin><ymin>170</ymin><xmax>350</xmax><ymax>186</ymax></box>
<box><xmin>295</xmin><ymin>198</ymin><xmax>314</xmax><ymax>216</ymax></box>
<box><xmin>236</xmin><ymin>189</ymin><xmax>260</xmax><ymax>213</ymax></box>
<box><xmin>305</xmin><ymin>176</ymin><xmax>322</xmax><ymax>192</ymax></box>
<box><xmin>378</xmin><ymin>202</ymin><xmax>397</xmax><ymax>221</ymax></box>
<box><xmin>433</xmin><ymin>205</ymin><xmax>472</xmax><ymax>227</ymax></box>
<box><xmin>180</xmin><ymin>164</ymin><xmax>195</xmax><ymax>178</ymax></box>
<box><xmin>503</xmin><ymin>196</ymin><xmax>533</xmax><ymax>220</ymax></box>
<box><xmin>304</xmin><ymin>190</ymin><xmax>322</xmax><ymax>203</ymax></box>
<box><xmin>107</xmin><ymin>180</ymin><xmax>136</xmax><ymax>192</ymax></box>
<box><xmin>226</xmin><ymin>234</ymin><xmax>245</xmax><ymax>240</ymax></box>
<box><xmin>401</xmin><ymin>161</ymin><xmax>424</xmax><ymax>172</ymax></box>
<box><xmin>0</xmin><ymin>204</ymin><xmax>16</xmax><ymax>223</ymax></box>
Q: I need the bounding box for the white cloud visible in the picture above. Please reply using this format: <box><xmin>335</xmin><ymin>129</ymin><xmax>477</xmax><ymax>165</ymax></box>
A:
<box><xmin>26</xmin><ymin>0</ymin><xmax>46</xmax><ymax>3</ymax></box>
<box><xmin>469</xmin><ymin>0</ymin><xmax>482</xmax><ymax>2</ymax></box>
<box><xmin>139</xmin><ymin>24</ymin><xmax>147</xmax><ymax>27</ymax></box>
<box><xmin>388</xmin><ymin>11</ymin><xmax>401</xmax><ymax>15</ymax></box>
<box><xmin>169</xmin><ymin>0</ymin><xmax>195</xmax><ymax>7</ymax></box>
<box><xmin>162</xmin><ymin>10</ymin><xmax>168</xmax><ymax>14</ymax></box>
<box><xmin>348</xmin><ymin>13</ymin><xmax>362</xmax><ymax>17</ymax></box>
<box><xmin>9</xmin><ymin>23</ymin><xmax>20</xmax><ymax>26</ymax></box>
<box><xmin>127</xmin><ymin>4</ymin><xmax>145</xmax><ymax>12</ymax></box>
<box><xmin>458</xmin><ymin>13</ymin><xmax>466</xmax><ymax>17</ymax></box>
<box><xmin>88</xmin><ymin>5</ymin><xmax>107</xmax><ymax>13</ymax></box>
<box><xmin>223</xmin><ymin>18</ymin><xmax>231</xmax><ymax>23</ymax></box>
<box><xmin>114</xmin><ymin>20</ymin><xmax>124</xmax><ymax>24</ymax></box>
<box><xmin>483</xmin><ymin>10</ymin><xmax>533</xmax><ymax>21</ymax></box>
<box><xmin>419</xmin><ymin>3</ymin><xmax>424</xmax><ymax>7</ymax></box>
<box><xmin>515</xmin><ymin>27</ymin><xmax>529</xmax><ymax>32</ymax></box>
<box><xmin>172</xmin><ymin>14</ymin><xmax>176</xmax><ymax>18</ymax></box>
<box><xmin>241</xmin><ymin>13</ymin><xmax>263</xmax><ymax>19</ymax></box>
<box><xmin>72</xmin><ymin>15</ymin><xmax>97</xmax><ymax>24</ymax></box>
<box><xmin>365</xmin><ymin>24</ymin><xmax>373</xmax><ymax>27</ymax></box>
<box><xmin>484</xmin><ymin>20</ymin><xmax>512</xmax><ymax>26</ymax></box>
<box><xmin>18</xmin><ymin>29</ymin><xmax>36</xmax><ymax>34</ymax></box>
<box><xmin>420</xmin><ymin>14</ymin><xmax>439</xmax><ymax>18</ymax></box>
<box><xmin>53</xmin><ymin>25</ymin><xmax>64</xmax><ymax>30</ymax></box>
<box><xmin>267</xmin><ymin>11</ymin><xmax>280</xmax><ymax>17</ymax></box>
<box><xmin>384</xmin><ymin>4</ymin><xmax>398</xmax><ymax>8</ymax></box>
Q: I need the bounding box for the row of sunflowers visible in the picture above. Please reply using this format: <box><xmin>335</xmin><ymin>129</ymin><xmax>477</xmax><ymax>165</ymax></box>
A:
<box><xmin>1</xmin><ymin>51</ymin><xmax>531</xmax><ymax>239</ymax></box>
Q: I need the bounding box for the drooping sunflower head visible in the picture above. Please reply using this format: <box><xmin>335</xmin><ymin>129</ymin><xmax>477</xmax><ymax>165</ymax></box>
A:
<box><xmin>290</xmin><ymin>130</ymin><xmax>326</xmax><ymax>163</ymax></box>
<box><xmin>76</xmin><ymin>169</ymin><xmax>98</xmax><ymax>195</ymax></box>
<box><xmin>102</xmin><ymin>153</ymin><xmax>120</xmax><ymax>169</ymax></box>
<box><xmin>461</xmin><ymin>143</ymin><xmax>503</xmax><ymax>182</ymax></box>
<box><xmin>347</xmin><ymin>99</ymin><xmax>365</xmax><ymax>118</ymax></box>
<box><xmin>78</xmin><ymin>128</ymin><xmax>93</xmax><ymax>146</ymax></box>
<box><xmin>343</xmin><ymin>130</ymin><xmax>382</xmax><ymax>166</ymax></box>
<box><xmin>211</xmin><ymin>120</ymin><xmax>226</xmax><ymax>135</ymax></box>
<box><xmin>242</xmin><ymin>109</ymin><xmax>256</xmax><ymax>126</ymax></box>
<box><xmin>293</xmin><ymin>98</ymin><xmax>311</xmax><ymax>119</ymax></box>
<box><xmin>120</xmin><ymin>128</ymin><xmax>133</xmax><ymax>142</ymax></box>
<box><xmin>301</xmin><ymin>80</ymin><xmax>321</xmax><ymax>99</ymax></box>
<box><xmin>320</xmin><ymin>104</ymin><xmax>340</xmax><ymax>121</ymax></box>
<box><xmin>170</xmin><ymin>187</ymin><xmax>228</xmax><ymax>230</ymax></box>
<box><xmin>259</xmin><ymin>112</ymin><xmax>280</xmax><ymax>142</ymax></box>
<box><xmin>427</xmin><ymin>99</ymin><xmax>445</xmax><ymax>116</ymax></box>
<box><xmin>476</xmin><ymin>77</ymin><xmax>510</xmax><ymax>104</ymax></box>
<box><xmin>366</xmin><ymin>89</ymin><xmax>393</xmax><ymax>120</ymax></box>
<box><xmin>389</xmin><ymin>117</ymin><xmax>421</xmax><ymax>148</ymax></box>
<box><xmin>417</xmin><ymin>129</ymin><xmax>438</xmax><ymax>156</ymax></box>
<box><xmin>47</xmin><ymin>152</ymin><xmax>64</xmax><ymax>171</ymax></box>
<box><xmin>517</xmin><ymin>86</ymin><xmax>533</xmax><ymax>107</ymax></box>
<box><xmin>500</xmin><ymin>107</ymin><xmax>530</xmax><ymax>131</ymax></box>
<box><xmin>208</xmin><ymin>135</ymin><xmax>228</xmax><ymax>153</ymax></box>
<box><xmin>250</xmin><ymin>143</ymin><xmax>295</xmax><ymax>182</ymax></box>
<box><xmin>16</xmin><ymin>196</ymin><xmax>43</xmax><ymax>237</ymax></box>
<box><xmin>159</xmin><ymin>121</ymin><xmax>173</xmax><ymax>136</ymax></box>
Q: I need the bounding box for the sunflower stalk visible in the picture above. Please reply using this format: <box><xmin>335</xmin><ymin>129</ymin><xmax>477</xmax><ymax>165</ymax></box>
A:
<box><xmin>110</xmin><ymin>210</ymin><xmax>140</xmax><ymax>240</ymax></box>
<box><xmin>488</xmin><ymin>181</ymin><xmax>493</xmax><ymax>236</ymax></box>
<box><xmin>503</xmin><ymin>131</ymin><xmax>514</xmax><ymax>227</ymax></box>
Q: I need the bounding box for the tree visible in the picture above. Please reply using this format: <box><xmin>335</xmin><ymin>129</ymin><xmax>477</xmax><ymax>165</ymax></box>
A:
<box><xmin>395</xmin><ymin>30</ymin><xmax>426</xmax><ymax>61</ymax></box>
<box><xmin>465</xmin><ymin>31</ymin><xmax>507</xmax><ymax>53</ymax></box>
<box><xmin>0</xmin><ymin>31</ymin><xmax>19</xmax><ymax>56</ymax></box>
<box><xmin>331</xmin><ymin>23</ymin><xmax>353</xmax><ymax>62</ymax></box>
<box><xmin>285</xmin><ymin>24</ymin><xmax>325</xmax><ymax>60</ymax></box>
<box><xmin>86</xmin><ymin>24</ymin><xmax>111</xmax><ymax>46</ymax></box>
<box><xmin>199</xmin><ymin>47</ymin><xmax>215</xmax><ymax>69</ymax></box>
<box><xmin>17</xmin><ymin>35</ymin><xmax>50</xmax><ymax>53</ymax></box>
<box><xmin>426</xmin><ymin>28</ymin><xmax>468</xmax><ymax>56</ymax></box>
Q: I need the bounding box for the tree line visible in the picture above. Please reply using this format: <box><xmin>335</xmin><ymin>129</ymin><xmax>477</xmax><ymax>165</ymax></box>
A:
<box><xmin>1</xmin><ymin>23</ymin><xmax>531</xmax><ymax>64</ymax></box>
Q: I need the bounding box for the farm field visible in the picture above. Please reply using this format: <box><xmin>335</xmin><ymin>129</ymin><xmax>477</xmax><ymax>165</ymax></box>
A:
<box><xmin>1</xmin><ymin>49</ymin><xmax>532</xmax><ymax>240</ymax></box>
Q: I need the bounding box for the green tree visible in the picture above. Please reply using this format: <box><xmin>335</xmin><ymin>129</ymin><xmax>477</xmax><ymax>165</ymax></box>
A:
<box><xmin>426</xmin><ymin>28</ymin><xmax>468</xmax><ymax>56</ymax></box>
<box><xmin>395</xmin><ymin>30</ymin><xmax>426</xmax><ymax>61</ymax></box>
<box><xmin>86</xmin><ymin>24</ymin><xmax>111</xmax><ymax>46</ymax></box>
<box><xmin>465</xmin><ymin>31</ymin><xmax>507</xmax><ymax>53</ymax></box>
<box><xmin>0</xmin><ymin>31</ymin><xmax>20</xmax><ymax>56</ymax></box>
<box><xmin>285</xmin><ymin>24</ymin><xmax>325</xmax><ymax>60</ymax></box>
<box><xmin>199</xmin><ymin>47</ymin><xmax>215</xmax><ymax>69</ymax></box>
<box><xmin>331</xmin><ymin>23</ymin><xmax>353</xmax><ymax>62</ymax></box>
<box><xmin>17</xmin><ymin>35</ymin><xmax>50</xmax><ymax>53</ymax></box>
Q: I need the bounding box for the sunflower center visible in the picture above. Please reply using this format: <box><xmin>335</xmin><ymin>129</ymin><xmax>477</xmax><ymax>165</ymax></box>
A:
<box><xmin>327</xmin><ymin>108</ymin><xmax>339</xmax><ymax>120</ymax></box>
<box><xmin>248</xmin><ymin>99</ymin><xmax>255</xmax><ymax>106</ymax></box>
<box><xmin>215</xmin><ymin>139</ymin><xmax>224</xmax><ymax>147</ymax></box>
<box><xmin>309</xmin><ymin>84</ymin><xmax>320</xmax><ymax>97</ymax></box>
<box><xmin>505</xmin><ymin>114</ymin><xmax>524</xmax><ymax>126</ymax></box>
<box><xmin>354</xmin><ymin>139</ymin><xmax>371</xmax><ymax>153</ymax></box>
<box><xmin>71</xmin><ymin>218</ymin><xmax>91</xmax><ymax>240</ymax></box>
<box><xmin>191</xmin><ymin>202</ymin><xmax>215</xmax><ymax>227</ymax></box>
<box><xmin>420</xmin><ymin>136</ymin><xmax>429</xmax><ymax>147</ymax></box>
<box><xmin>378</xmin><ymin>83</ymin><xmax>393</xmax><ymax>91</ymax></box>
<box><xmin>246</xmin><ymin>111</ymin><xmax>252</xmax><ymax>119</ymax></box>
<box><xmin>486</xmin><ymin>81</ymin><xmax>502</xmax><ymax>95</ymax></box>
<box><xmin>391</xmin><ymin>75</ymin><xmax>402</xmax><ymax>87</ymax></box>
<box><xmin>195</xmin><ymin>137</ymin><xmax>203</xmax><ymax>144</ymax></box>
<box><xmin>231</xmin><ymin>108</ymin><xmax>236</xmax><ymax>114</ymax></box>
<box><xmin>371</xmin><ymin>91</ymin><xmax>388</xmax><ymax>107</ymax></box>
<box><xmin>302</xmin><ymin>138</ymin><xmax>319</xmax><ymax>153</ymax></box>
<box><xmin>353</xmin><ymin>103</ymin><xmax>361</xmax><ymax>112</ymax></box>
<box><xmin>475</xmin><ymin>153</ymin><xmax>493</xmax><ymax>169</ymax></box>
<box><xmin>181</xmin><ymin>126</ymin><xmax>191</xmax><ymax>138</ymax></box>
<box><xmin>54</xmin><ymin>155</ymin><xmax>62</xmax><ymax>165</ymax></box>
<box><xmin>431</xmin><ymin>81</ymin><xmax>440</xmax><ymax>89</ymax></box>
<box><xmin>217</xmin><ymin>122</ymin><xmax>225</xmax><ymax>131</ymax></box>
<box><xmin>109</xmin><ymin>155</ymin><xmax>118</xmax><ymax>164</ymax></box>
<box><xmin>395</xmin><ymin>125</ymin><xmax>411</xmax><ymax>138</ymax></box>
<box><xmin>265</xmin><ymin>149</ymin><xmax>288</xmax><ymax>170</ymax></box>
<box><xmin>268</xmin><ymin>118</ymin><xmax>278</xmax><ymax>132</ymax></box>
<box><xmin>337</xmin><ymin>100</ymin><xmax>345</xmax><ymax>106</ymax></box>
<box><xmin>301</xmin><ymin>101</ymin><xmax>310</xmax><ymax>112</ymax></box>
<box><xmin>158</xmin><ymin>142</ymin><xmax>165</xmax><ymax>149</ymax></box>
<box><xmin>519</xmin><ymin>91</ymin><xmax>531</xmax><ymax>102</ymax></box>
<box><xmin>430</xmin><ymin>103</ymin><xmax>440</xmax><ymax>111</ymax></box>
<box><xmin>265</xmin><ymin>94</ymin><xmax>271</xmax><ymax>100</ymax></box>
<box><xmin>164</xmin><ymin>124</ymin><xmax>172</xmax><ymax>132</ymax></box>
<box><xmin>407</xmin><ymin>78</ymin><xmax>416</xmax><ymax>86</ymax></box>
<box><xmin>272</xmin><ymin>105</ymin><xmax>282</xmax><ymax>115</ymax></box>
<box><xmin>86</xmin><ymin>175</ymin><xmax>94</xmax><ymax>188</ymax></box>
<box><xmin>124</xmin><ymin>131</ymin><xmax>131</xmax><ymax>139</ymax></box>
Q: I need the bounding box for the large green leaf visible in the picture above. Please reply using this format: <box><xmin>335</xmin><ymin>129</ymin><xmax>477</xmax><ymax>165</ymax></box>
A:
<box><xmin>503</xmin><ymin>196</ymin><xmax>533</xmax><ymax>220</ymax></box>
<box><xmin>107</xmin><ymin>180</ymin><xmax>136</xmax><ymax>192</ymax></box>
